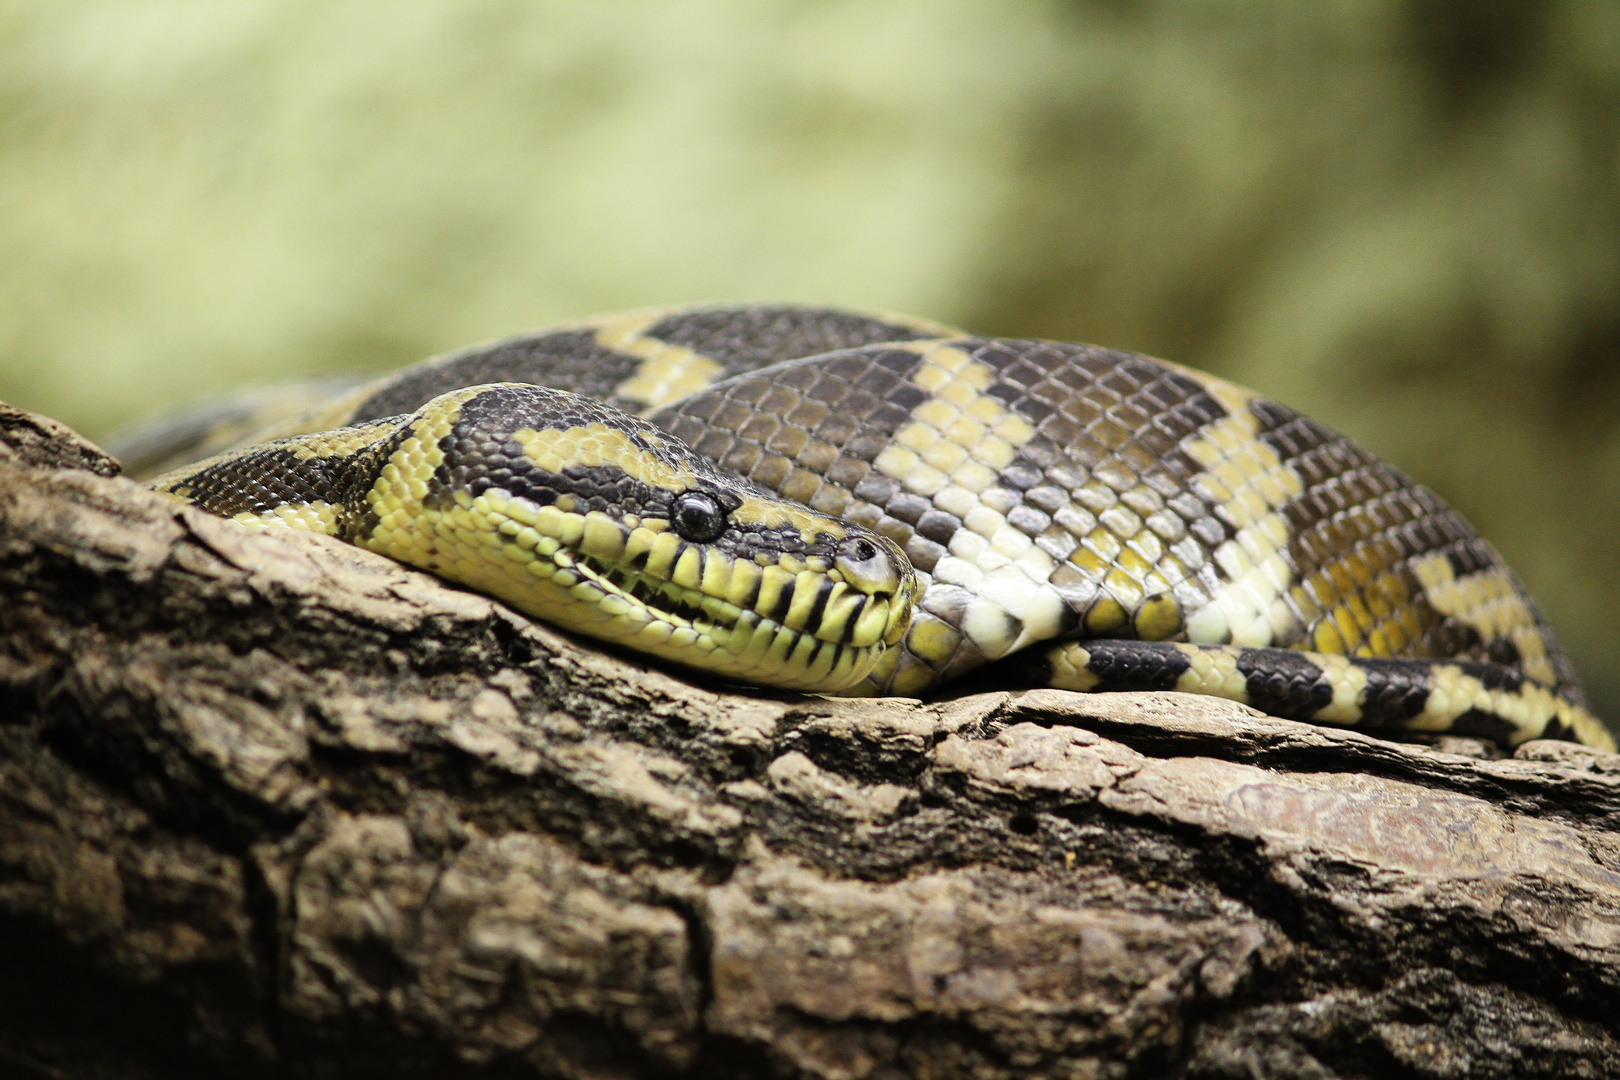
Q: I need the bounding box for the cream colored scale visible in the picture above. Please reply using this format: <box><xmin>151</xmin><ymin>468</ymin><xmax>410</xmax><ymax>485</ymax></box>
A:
<box><xmin>853</xmin><ymin>345</ymin><xmax>1320</xmax><ymax>696</ymax></box>
<box><xmin>1166</xmin><ymin>368</ymin><xmax>1306</xmax><ymax>650</ymax></box>
<box><xmin>857</xmin><ymin>341</ymin><xmax>1069</xmax><ymax>694</ymax></box>
<box><xmin>1409</xmin><ymin>553</ymin><xmax>1557</xmax><ymax>685</ymax></box>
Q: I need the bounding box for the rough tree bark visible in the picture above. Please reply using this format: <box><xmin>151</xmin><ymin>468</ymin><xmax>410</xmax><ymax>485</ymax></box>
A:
<box><xmin>3</xmin><ymin>399</ymin><xmax>1619</xmax><ymax>1080</ymax></box>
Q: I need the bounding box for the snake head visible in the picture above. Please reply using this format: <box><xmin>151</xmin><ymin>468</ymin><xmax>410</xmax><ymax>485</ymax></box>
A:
<box><xmin>350</xmin><ymin>384</ymin><xmax>916</xmax><ymax>692</ymax></box>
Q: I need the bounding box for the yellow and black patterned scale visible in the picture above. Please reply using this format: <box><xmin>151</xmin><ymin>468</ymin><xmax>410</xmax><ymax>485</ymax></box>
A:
<box><xmin>147</xmin><ymin>305</ymin><xmax>1614</xmax><ymax>751</ymax></box>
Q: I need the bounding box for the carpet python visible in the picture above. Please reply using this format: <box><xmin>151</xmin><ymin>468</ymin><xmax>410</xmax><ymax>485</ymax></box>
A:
<box><xmin>139</xmin><ymin>304</ymin><xmax>1613</xmax><ymax>751</ymax></box>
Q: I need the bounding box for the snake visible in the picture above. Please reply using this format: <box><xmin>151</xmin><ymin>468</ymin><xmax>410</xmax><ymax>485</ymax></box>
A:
<box><xmin>141</xmin><ymin>304</ymin><xmax>1614</xmax><ymax>752</ymax></box>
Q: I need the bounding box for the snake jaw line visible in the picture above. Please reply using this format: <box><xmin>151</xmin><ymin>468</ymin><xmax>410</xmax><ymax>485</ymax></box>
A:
<box><xmin>368</xmin><ymin>479</ymin><xmax>911</xmax><ymax>693</ymax></box>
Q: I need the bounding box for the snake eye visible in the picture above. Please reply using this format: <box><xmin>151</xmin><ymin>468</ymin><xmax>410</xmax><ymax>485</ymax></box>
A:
<box><xmin>671</xmin><ymin>491</ymin><xmax>727</xmax><ymax>543</ymax></box>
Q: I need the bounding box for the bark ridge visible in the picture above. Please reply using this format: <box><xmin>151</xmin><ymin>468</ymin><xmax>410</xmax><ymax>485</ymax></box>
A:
<box><xmin>3</xmin><ymin>401</ymin><xmax>1619</xmax><ymax>1079</ymax></box>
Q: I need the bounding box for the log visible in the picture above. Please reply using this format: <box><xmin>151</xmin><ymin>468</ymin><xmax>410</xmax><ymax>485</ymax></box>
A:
<box><xmin>3</xmin><ymin>399</ymin><xmax>1619</xmax><ymax>1080</ymax></box>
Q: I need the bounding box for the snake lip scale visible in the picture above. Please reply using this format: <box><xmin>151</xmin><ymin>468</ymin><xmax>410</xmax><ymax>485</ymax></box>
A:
<box><xmin>441</xmin><ymin>480</ymin><xmax>917</xmax><ymax>692</ymax></box>
<box><xmin>139</xmin><ymin>303</ymin><xmax>1615</xmax><ymax>752</ymax></box>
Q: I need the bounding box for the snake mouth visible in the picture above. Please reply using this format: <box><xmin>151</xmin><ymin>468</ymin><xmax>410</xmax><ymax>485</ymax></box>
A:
<box><xmin>367</xmin><ymin>486</ymin><xmax>915</xmax><ymax>692</ymax></box>
<box><xmin>558</xmin><ymin>543</ymin><xmax>906</xmax><ymax>691</ymax></box>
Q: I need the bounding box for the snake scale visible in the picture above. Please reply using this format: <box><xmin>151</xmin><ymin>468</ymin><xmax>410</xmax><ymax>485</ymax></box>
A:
<box><xmin>142</xmin><ymin>304</ymin><xmax>1614</xmax><ymax>751</ymax></box>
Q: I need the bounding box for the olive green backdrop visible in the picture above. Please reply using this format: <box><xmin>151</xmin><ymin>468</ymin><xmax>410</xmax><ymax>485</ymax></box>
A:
<box><xmin>2</xmin><ymin>2</ymin><xmax>1616</xmax><ymax>718</ymax></box>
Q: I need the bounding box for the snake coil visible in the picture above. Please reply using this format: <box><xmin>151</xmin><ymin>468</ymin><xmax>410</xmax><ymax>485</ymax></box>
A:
<box><xmin>139</xmin><ymin>304</ymin><xmax>1613</xmax><ymax>751</ymax></box>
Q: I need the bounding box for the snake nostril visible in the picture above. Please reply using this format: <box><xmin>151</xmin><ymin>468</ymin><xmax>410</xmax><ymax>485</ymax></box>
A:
<box><xmin>836</xmin><ymin>533</ymin><xmax>912</xmax><ymax>598</ymax></box>
<box><xmin>837</xmin><ymin>535</ymin><xmax>882</xmax><ymax>565</ymax></box>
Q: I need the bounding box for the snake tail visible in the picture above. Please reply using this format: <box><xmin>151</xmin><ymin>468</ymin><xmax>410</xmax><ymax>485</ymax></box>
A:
<box><xmin>1023</xmin><ymin>640</ymin><xmax>1614</xmax><ymax>750</ymax></box>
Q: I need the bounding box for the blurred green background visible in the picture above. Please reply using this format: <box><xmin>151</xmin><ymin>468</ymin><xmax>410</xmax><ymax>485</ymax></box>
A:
<box><xmin>2</xmin><ymin>1</ymin><xmax>1616</xmax><ymax>718</ymax></box>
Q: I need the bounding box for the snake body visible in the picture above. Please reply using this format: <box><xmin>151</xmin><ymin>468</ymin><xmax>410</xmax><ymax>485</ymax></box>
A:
<box><xmin>148</xmin><ymin>304</ymin><xmax>1614</xmax><ymax>751</ymax></box>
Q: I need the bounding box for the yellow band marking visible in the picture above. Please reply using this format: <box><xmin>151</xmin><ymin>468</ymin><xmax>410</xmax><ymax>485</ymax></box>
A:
<box><xmin>511</xmin><ymin>425</ymin><xmax>695</xmax><ymax>493</ymax></box>
<box><xmin>593</xmin><ymin>308</ymin><xmax>725</xmax><ymax>411</ymax></box>
<box><xmin>1176</xmin><ymin>370</ymin><xmax>1304</xmax><ymax>651</ymax></box>
<box><xmin>1045</xmin><ymin>644</ymin><xmax>1100</xmax><ymax>691</ymax></box>
<box><xmin>1172</xmin><ymin>642</ymin><xmax>1251</xmax><ymax>702</ymax></box>
<box><xmin>1308</xmin><ymin>654</ymin><xmax>1367</xmax><ymax>725</ymax></box>
<box><xmin>864</xmin><ymin>340</ymin><xmax>1068</xmax><ymax>665</ymax></box>
<box><xmin>1410</xmin><ymin>552</ymin><xmax>1556</xmax><ymax>685</ymax></box>
<box><xmin>233</xmin><ymin>502</ymin><xmax>343</xmax><ymax>533</ymax></box>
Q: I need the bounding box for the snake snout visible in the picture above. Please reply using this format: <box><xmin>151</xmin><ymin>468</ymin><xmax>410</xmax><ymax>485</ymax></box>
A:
<box><xmin>834</xmin><ymin>534</ymin><xmax>915</xmax><ymax>646</ymax></box>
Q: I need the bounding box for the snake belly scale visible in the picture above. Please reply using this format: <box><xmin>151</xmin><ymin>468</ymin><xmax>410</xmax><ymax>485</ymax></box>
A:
<box><xmin>146</xmin><ymin>304</ymin><xmax>1614</xmax><ymax>751</ymax></box>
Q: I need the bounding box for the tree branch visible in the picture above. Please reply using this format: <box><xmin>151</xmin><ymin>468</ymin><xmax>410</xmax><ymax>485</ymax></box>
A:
<box><xmin>4</xmin><ymin>401</ymin><xmax>1619</xmax><ymax>1079</ymax></box>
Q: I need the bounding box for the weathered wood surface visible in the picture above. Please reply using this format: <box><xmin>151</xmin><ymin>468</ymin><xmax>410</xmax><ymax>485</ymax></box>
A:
<box><xmin>4</xmin><ymin>399</ymin><xmax>1620</xmax><ymax>1080</ymax></box>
